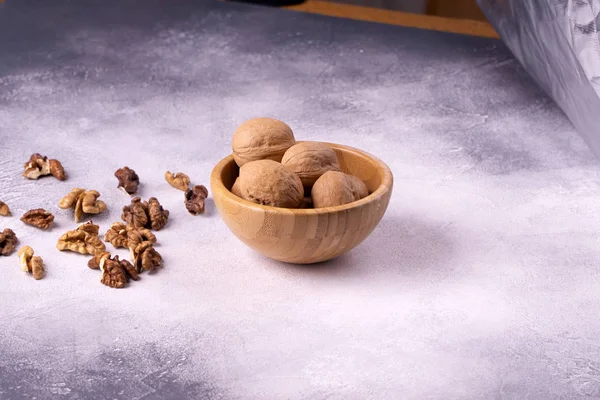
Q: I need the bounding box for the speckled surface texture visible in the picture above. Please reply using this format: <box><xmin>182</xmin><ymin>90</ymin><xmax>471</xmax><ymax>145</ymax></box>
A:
<box><xmin>1</xmin><ymin>1</ymin><xmax>600</xmax><ymax>399</ymax></box>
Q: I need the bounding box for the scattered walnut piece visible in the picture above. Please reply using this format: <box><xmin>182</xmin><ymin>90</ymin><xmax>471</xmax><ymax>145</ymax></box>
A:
<box><xmin>99</xmin><ymin>254</ymin><xmax>139</xmax><ymax>288</ymax></box>
<box><xmin>131</xmin><ymin>241</ymin><xmax>162</xmax><ymax>272</ymax></box>
<box><xmin>18</xmin><ymin>246</ymin><xmax>45</xmax><ymax>280</ymax></box>
<box><xmin>23</xmin><ymin>153</ymin><xmax>65</xmax><ymax>180</ymax></box>
<box><xmin>59</xmin><ymin>188</ymin><xmax>107</xmax><ymax>222</ymax></box>
<box><xmin>0</xmin><ymin>228</ymin><xmax>18</xmax><ymax>256</ymax></box>
<box><xmin>104</xmin><ymin>222</ymin><xmax>156</xmax><ymax>249</ymax></box>
<box><xmin>20</xmin><ymin>208</ymin><xmax>55</xmax><ymax>230</ymax></box>
<box><xmin>0</xmin><ymin>201</ymin><xmax>11</xmax><ymax>217</ymax></box>
<box><xmin>184</xmin><ymin>185</ymin><xmax>208</xmax><ymax>215</ymax></box>
<box><xmin>122</xmin><ymin>197</ymin><xmax>169</xmax><ymax>231</ymax></box>
<box><xmin>115</xmin><ymin>166</ymin><xmax>140</xmax><ymax>195</ymax></box>
<box><xmin>88</xmin><ymin>251</ymin><xmax>110</xmax><ymax>270</ymax></box>
<box><xmin>165</xmin><ymin>171</ymin><xmax>190</xmax><ymax>191</ymax></box>
<box><xmin>56</xmin><ymin>221</ymin><xmax>106</xmax><ymax>255</ymax></box>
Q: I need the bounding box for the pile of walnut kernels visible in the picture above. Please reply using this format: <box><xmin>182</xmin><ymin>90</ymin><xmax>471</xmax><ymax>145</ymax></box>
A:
<box><xmin>231</xmin><ymin>117</ymin><xmax>369</xmax><ymax>208</ymax></box>
<box><xmin>0</xmin><ymin>154</ymin><xmax>208</xmax><ymax>288</ymax></box>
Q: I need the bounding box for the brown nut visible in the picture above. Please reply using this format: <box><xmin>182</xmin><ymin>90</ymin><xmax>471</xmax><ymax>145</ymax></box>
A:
<box><xmin>231</xmin><ymin>178</ymin><xmax>242</xmax><ymax>198</ymax></box>
<box><xmin>104</xmin><ymin>222</ymin><xmax>156</xmax><ymax>249</ymax></box>
<box><xmin>184</xmin><ymin>185</ymin><xmax>208</xmax><ymax>215</ymax></box>
<box><xmin>0</xmin><ymin>201</ymin><xmax>11</xmax><ymax>216</ymax></box>
<box><xmin>281</xmin><ymin>142</ymin><xmax>340</xmax><ymax>187</ymax></box>
<box><xmin>130</xmin><ymin>241</ymin><xmax>162</xmax><ymax>272</ymax></box>
<box><xmin>121</xmin><ymin>197</ymin><xmax>168</xmax><ymax>231</ymax></box>
<box><xmin>0</xmin><ymin>228</ymin><xmax>18</xmax><ymax>256</ymax></box>
<box><xmin>59</xmin><ymin>188</ymin><xmax>107</xmax><ymax>222</ymax></box>
<box><xmin>100</xmin><ymin>256</ymin><xmax>128</xmax><ymax>289</ymax></box>
<box><xmin>300</xmin><ymin>196</ymin><xmax>313</xmax><ymax>209</ymax></box>
<box><xmin>115</xmin><ymin>166</ymin><xmax>140</xmax><ymax>195</ymax></box>
<box><xmin>232</xmin><ymin>117</ymin><xmax>295</xmax><ymax>167</ymax></box>
<box><xmin>18</xmin><ymin>246</ymin><xmax>45</xmax><ymax>280</ymax></box>
<box><xmin>147</xmin><ymin>197</ymin><xmax>169</xmax><ymax>230</ymax></box>
<box><xmin>311</xmin><ymin>171</ymin><xmax>368</xmax><ymax>208</ymax></box>
<box><xmin>165</xmin><ymin>171</ymin><xmax>190</xmax><ymax>191</ymax></box>
<box><xmin>23</xmin><ymin>154</ymin><xmax>65</xmax><ymax>180</ymax></box>
<box><xmin>238</xmin><ymin>160</ymin><xmax>303</xmax><ymax>208</ymax></box>
<box><xmin>20</xmin><ymin>208</ymin><xmax>55</xmax><ymax>230</ymax></box>
<box><xmin>88</xmin><ymin>251</ymin><xmax>110</xmax><ymax>270</ymax></box>
<box><xmin>56</xmin><ymin>221</ymin><xmax>106</xmax><ymax>255</ymax></box>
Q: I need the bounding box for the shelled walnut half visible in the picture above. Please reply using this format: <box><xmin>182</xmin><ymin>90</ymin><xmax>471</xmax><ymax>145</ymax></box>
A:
<box><xmin>0</xmin><ymin>201</ymin><xmax>10</xmax><ymax>217</ymax></box>
<box><xmin>104</xmin><ymin>222</ymin><xmax>156</xmax><ymax>249</ymax></box>
<box><xmin>20</xmin><ymin>208</ymin><xmax>55</xmax><ymax>230</ymax></box>
<box><xmin>18</xmin><ymin>246</ymin><xmax>45</xmax><ymax>280</ymax></box>
<box><xmin>184</xmin><ymin>185</ymin><xmax>208</xmax><ymax>215</ymax></box>
<box><xmin>115</xmin><ymin>166</ymin><xmax>140</xmax><ymax>195</ymax></box>
<box><xmin>130</xmin><ymin>241</ymin><xmax>162</xmax><ymax>273</ymax></box>
<box><xmin>165</xmin><ymin>171</ymin><xmax>190</xmax><ymax>191</ymax></box>
<box><xmin>0</xmin><ymin>228</ymin><xmax>18</xmax><ymax>256</ymax></box>
<box><xmin>121</xmin><ymin>197</ymin><xmax>169</xmax><ymax>231</ymax></box>
<box><xmin>56</xmin><ymin>221</ymin><xmax>106</xmax><ymax>255</ymax></box>
<box><xmin>59</xmin><ymin>188</ymin><xmax>107</xmax><ymax>222</ymax></box>
<box><xmin>101</xmin><ymin>255</ymin><xmax>139</xmax><ymax>289</ymax></box>
<box><xmin>23</xmin><ymin>153</ymin><xmax>66</xmax><ymax>180</ymax></box>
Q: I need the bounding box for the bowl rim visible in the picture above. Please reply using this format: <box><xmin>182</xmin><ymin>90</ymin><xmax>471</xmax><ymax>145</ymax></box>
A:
<box><xmin>210</xmin><ymin>141</ymin><xmax>393</xmax><ymax>215</ymax></box>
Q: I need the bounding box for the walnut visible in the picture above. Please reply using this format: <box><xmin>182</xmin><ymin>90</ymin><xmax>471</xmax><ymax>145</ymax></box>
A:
<box><xmin>98</xmin><ymin>254</ymin><xmax>139</xmax><ymax>288</ymax></box>
<box><xmin>165</xmin><ymin>171</ymin><xmax>190</xmax><ymax>191</ymax></box>
<box><xmin>115</xmin><ymin>166</ymin><xmax>140</xmax><ymax>195</ymax></box>
<box><xmin>232</xmin><ymin>117</ymin><xmax>296</xmax><ymax>167</ymax></box>
<box><xmin>184</xmin><ymin>185</ymin><xmax>208</xmax><ymax>215</ymax></box>
<box><xmin>311</xmin><ymin>171</ymin><xmax>369</xmax><ymax>208</ymax></box>
<box><xmin>300</xmin><ymin>196</ymin><xmax>313</xmax><ymax>209</ymax></box>
<box><xmin>18</xmin><ymin>246</ymin><xmax>45</xmax><ymax>280</ymax></box>
<box><xmin>122</xmin><ymin>197</ymin><xmax>169</xmax><ymax>231</ymax></box>
<box><xmin>281</xmin><ymin>142</ymin><xmax>340</xmax><ymax>187</ymax></box>
<box><xmin>148</xmin><ymin>197</ymin><xmax>169</xmax><ymax>230</ymax></box>
<box><xmin>104</xmin><ymin>222</ymin><xmax>156</xmax><ymax>249</ymax></box>
<box><xmin>0</xmin><ymin>228</ymin><xmax>18</xmax><ymax>256</ymax></box>
<box><xmin>23</xmin><ymin>153</ymin><xmax>65</xmax><ymax>180</ymax></box>
<box><xmin>56</xmin><ymin>221</ymin><xmax>106</xmax><ymax>255</ymax></box>
<box><xmin>0</xmin><ymin>201</ymin><xmax>11</xmax><ymax>217</ymax></box>
<box><xmin>20</xmin><ymin>208</ymin><xmax>55</xmax><ymax>230</ymax></box>
<box><xmin>231</xmin><ymin>178</ymin><xmax>242</xmax><ymax>198</ymax></box>
<box><xmin>88</xmin><ymin>251</ymin><xmax>110</xmax><ymax>270</ymax></box>
<box><xmin>238</xmin><ymin>160</ymin><xmax>303</xmax><ymax>208</ymax></box>
<box><xmin>59</xmin><ymin>188</ymin><xmax>107</xmax><ymax>222</ymax></box>
<box><xmin>131</xmin><ymin>241</ymin><xmax>162</xmax><ymax>272</ymax></box>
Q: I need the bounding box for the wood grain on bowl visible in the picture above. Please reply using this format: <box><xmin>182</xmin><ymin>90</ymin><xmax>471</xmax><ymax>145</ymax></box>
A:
<box><xmin>210</xmin><ymin>142</ymin><xmax>393</xmax><ymax>264</ymax></box>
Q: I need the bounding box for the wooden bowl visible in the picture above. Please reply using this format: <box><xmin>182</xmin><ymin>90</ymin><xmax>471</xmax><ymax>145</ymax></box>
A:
<box><xmin>210</xmin><ymin>142</ymin><xmax>393</xmax><ymax>264</ymax></box>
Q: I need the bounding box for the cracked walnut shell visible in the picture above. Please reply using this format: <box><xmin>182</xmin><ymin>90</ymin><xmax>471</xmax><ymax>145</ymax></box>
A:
<box><xmin>20</xmin><ymin>208</ymin><xmax>55</xmax><ymax>230</ymax></box>
<box><xmin>18</xmin><ymin>246</ymin><xmax>45</xmax><ymax>280</ymax></box>
<box><xmin>184</xmin><ymin>185</ymin><xmax>208</xmax><ymax>215</ymax></box>
<box><xmin>165</xmin><ymin>171</ymin><xmax>190</xmax><ymax>191</ymax></box>
<box><xmin>281</xmin><ymin>142</ymin><xmax>340</xmax><ymax>187</ymax></box>
<box><xmin>232</xmin><ymin>117</ymin><xmax>296</xmax><ymax>167</ymax></box>
<box><xmin>23</xmin><ymin>153</ymin><xmax>66</xmax><ymax>180</ymax></box>
<box><xmin>56</xmin><ymin>221</ymin><xmax>106</xmax><ymax>255</ymax></box>
<box><xmin>59</xmin><ymin>188</ymin><xmax>107</xmax><ymax>222</ymax></box>
<box><xmin>0</xmin><ymin>228</ymin><xmax>18</xmax><ymax>256</ymax></box>
<box><xmin>115</xmin><ymin>166</ymin><xmax>140</xmax><ymax>195</ymax></box>
<box><xmin>238</xmin><ymin>160</ymin><xmax>303</xmax><ymax>208</ymax></box>
<box><xmin>0</xmin><ymin>201</ymin><xmax>10</xmax><ymax>217</ymax></box>
<box><xmin>121</xmin><ymin>197</ymin><xmax>169</xmax><ymax>231</ymax></box>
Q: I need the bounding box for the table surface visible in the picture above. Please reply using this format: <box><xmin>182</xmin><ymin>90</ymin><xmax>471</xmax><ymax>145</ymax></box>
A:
<box><xmin>1</xmin><ymin>1</ymin><xmax>600</xmax><ymax>399</ymax></box>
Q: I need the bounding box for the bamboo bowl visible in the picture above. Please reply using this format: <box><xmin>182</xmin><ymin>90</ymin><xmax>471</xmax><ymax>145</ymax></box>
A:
<box><xmin>210</xmin><ymin>142</ymin><xmax>393</xmax><ymax>264</ymax></box>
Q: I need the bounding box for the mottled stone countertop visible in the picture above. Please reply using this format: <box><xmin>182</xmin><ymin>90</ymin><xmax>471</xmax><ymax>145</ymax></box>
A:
<box><xmin>1</xmin><ymin>1</ymin><xmax>600</xmax><ymax>399</ymax></box>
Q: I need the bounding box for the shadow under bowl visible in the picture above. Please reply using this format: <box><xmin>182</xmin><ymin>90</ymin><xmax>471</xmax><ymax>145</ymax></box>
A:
<box><xmin>210</xmin><ymin>141</ymin><xmax>393</xmax><ymax>264</ymax></box>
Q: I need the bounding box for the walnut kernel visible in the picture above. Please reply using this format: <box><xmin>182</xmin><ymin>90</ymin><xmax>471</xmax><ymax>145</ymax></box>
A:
<box><xmin>165</xmin><ymin>171</ymin><xmax>190</xmax><ymax>191</ymax></box>
<box><xmin>184</xmin><ymin>185</ymin><xmax>208</xmax><ymax>215</ymax></box>
<box><xmin>23</xmin><ymin>153</ymin><xmax>65</xmax><ymax>180</ymax></box>
<box><xmin>0</xmin><ymin>201</ymin><xmax>11</xmax><ymax>217</ymax></box>
<box><xmin>238</xmin><ymin>160</ymin><xmax>303</xmax><ymax>208</ymax></box>
<box><xmin>59</xmin><ymin>188</ymin><xmax>107</xmax><ymax>222</ymax></box>
<box><xmin>131</xmin><ymin>241</ymin><xmax>162</xmax><ymax>272</ymax></box>
<box><xmin>104</xmin><ymin>222</ymin><xmax>156</xmax><ymax>249</ymax></box>
<box><xmin>56</xmin><ymin>221</ymin><xmax>106</xmax><ymax>255</ymax></box>
<box><xmin>0</xmin><ymin>228</ymin><xmax>18</xmax><ymax>256</ymax></box>
<box><xmin>115</xmin><ymin>166</ymin><xmax>140</xmax><ymax>195</ymax></box>
<box><xmin>18</xmin><ymin>246</ymin><xmax>45</xmax><ymax>280</ymax></box>
<box><xmin>122</xmin><ymin>197</ymin><xmax>169</xmax><ymax>231</ymax></box>
<box><xmin>20</xmin><ymin>208</ymin><xmax>55</xmax><ymax>230</ymax></box>
<box><xmin>232</xmin><ymin>117</ymin><xmax>296</xmax><ymax>167</ymax></box>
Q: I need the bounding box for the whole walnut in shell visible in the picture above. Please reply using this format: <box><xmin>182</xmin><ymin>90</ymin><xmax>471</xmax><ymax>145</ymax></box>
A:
<box><xmin>281</xmin><ymin>142</ymin><xmax>340</xmax><ymax>187</ymax></box>
<box><xmin>238</xmin><ymin>160</ymin><xmax>303</xmax><ymax>208</ymax></box>
<box><xmin>311</xmin><ymin>171</ymin><xmax>369</xmax><ymax>208</ymax></box>
<box><xmin>232</xmin><ymin>117</ymin><xmax>295</xmax><ymax>167</ymax></box>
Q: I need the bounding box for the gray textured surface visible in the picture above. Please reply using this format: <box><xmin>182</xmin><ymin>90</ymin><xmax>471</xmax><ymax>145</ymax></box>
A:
<box><xmin>1</xmin><ymin>1</ymin><xmax>600</xmax><ymax>399</ymax></box>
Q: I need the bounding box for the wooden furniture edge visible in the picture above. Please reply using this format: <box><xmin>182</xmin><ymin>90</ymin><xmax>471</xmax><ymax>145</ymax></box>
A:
<box><xmin>284</xmin><ymin>0</ymin><xmax>499</xmax><ymax>39</ymax></box>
